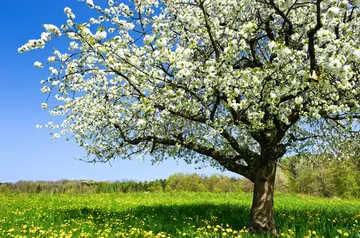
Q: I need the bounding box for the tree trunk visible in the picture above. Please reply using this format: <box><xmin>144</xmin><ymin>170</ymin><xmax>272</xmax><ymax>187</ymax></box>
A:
<box><xmin>248</xmin><ymin>160</ymin><xmax>278</xmax><ymax>236</ymax></box>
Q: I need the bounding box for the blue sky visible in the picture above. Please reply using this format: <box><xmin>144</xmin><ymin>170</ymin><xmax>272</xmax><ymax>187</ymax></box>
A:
<box><xmin>0</xmin><ymin>0</ymin><xmax>239</xmax><ymax>182</ymax></box>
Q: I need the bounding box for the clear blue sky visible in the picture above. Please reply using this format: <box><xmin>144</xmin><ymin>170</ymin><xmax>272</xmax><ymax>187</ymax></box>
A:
<box><xmin>0</xmin><ymin>0</ymin><xmax>239</xmax><ymax>182</ymax></box>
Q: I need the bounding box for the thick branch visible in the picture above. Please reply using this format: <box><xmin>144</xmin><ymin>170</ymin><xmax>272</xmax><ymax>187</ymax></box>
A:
<box><xmin>114</xmin><ymin>124</ymin><xmax>253</xmax><ymax>179</ymax></box>
<box><xmin>265</xmin><ymin>15</ymin><xmax>275</xmax><ymax>41</ymax></box>
<box><xmin>278</xmin><ymin>86</ymin><xmax>310</xmax><ymax>105</ymax></box>
<box><xmin>324</xmin><ymin>114</ymin><xmax>360</xmax><ymax>120</ymax></box>
<box><xmin>307</xmin><ymin>0</ymin><xmax>323</xmax><ymax>73</ymax></box>
<box><xmin>233</xmin><ymin>57</ymin><xmax>263</xmax><ymax>69</ymax></box>
<box><xmin>154</xmin><ymin>103</ymin><xmax>258</xmax><ymax>163</ymax></box>
<box><xmin>248</xmin><ymin>39</ymin><xmax>259</xmax><ymax>65</ymax></box>
<box><xmin>210</xmin><ymin>94</ymin><xmax>220</xmax><ymax>121</ymax></box>
<box><xmin>269</xmin><ymin>0</ymin><xmax>294</xmax><ymax>46</ymax></box>
<box><xmin>110</xmin><ymin>67</ymin><xmax>145</xmax><ymax>97</ymax></box>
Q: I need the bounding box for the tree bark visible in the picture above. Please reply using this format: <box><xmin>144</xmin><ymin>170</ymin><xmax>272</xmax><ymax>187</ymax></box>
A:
<box><xmin>248</xmin><ymin>160</ymin><xmax>278</xmax><ymax>236</ymax></box>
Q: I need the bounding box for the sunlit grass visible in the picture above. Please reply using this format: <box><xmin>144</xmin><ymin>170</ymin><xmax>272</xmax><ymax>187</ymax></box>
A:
<box><xmin>0</xmin><ymin>192</ymin><xmax>359</xmax><ymax>237</ymax></box>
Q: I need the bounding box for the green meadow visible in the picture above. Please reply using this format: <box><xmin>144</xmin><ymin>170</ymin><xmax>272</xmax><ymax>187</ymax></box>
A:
<box><xmin>0</xmin><ymin>192</ymin><xmax>359</xmax><ymax>237</ymax></box>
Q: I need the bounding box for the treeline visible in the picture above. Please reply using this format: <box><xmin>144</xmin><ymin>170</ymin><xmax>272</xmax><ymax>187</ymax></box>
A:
<box><xmin>1</xmin><ymin>155</ymin><xmax>359</xmax><ymax>198</ymax></box>
<box><xmin>281</xmin><ymin>154</ymin><xmax>360</xmax><ymax>198</ymax></box>
<box><xmin>0</xmin><ymin>174</ymin><xmax>247</xmax><ymax>194</ymax></box>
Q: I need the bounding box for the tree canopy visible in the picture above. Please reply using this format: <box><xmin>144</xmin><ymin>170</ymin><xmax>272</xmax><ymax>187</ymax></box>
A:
<box><xmin>20</xmin><ymin>0</ymin><xmax>360</xmax><ymax>178</ymax></box>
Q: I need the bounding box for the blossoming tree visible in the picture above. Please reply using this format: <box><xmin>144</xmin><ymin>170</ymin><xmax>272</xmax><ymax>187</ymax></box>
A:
<box><xmin>20</xmin><ymin>0</ymin><xmax>360</xmax><ymax>234</ymax></box>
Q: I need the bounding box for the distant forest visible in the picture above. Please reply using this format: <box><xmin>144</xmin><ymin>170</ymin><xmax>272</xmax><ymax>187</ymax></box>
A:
<box><xmin>0</xmin><ymin>173</ymin><xmax>246</xmax><ymax>194</ymax></box>
<box><xmin>1</xmin><ymin>153</ymin><xmax>360</xmax><ymax>198</ymax></box>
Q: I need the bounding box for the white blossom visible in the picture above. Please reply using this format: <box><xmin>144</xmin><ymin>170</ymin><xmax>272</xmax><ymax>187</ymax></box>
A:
<box><xmin>41</xmin><ymin>103</ymin><xmax>48</xmax><ymax>109</ymax></box>
<box><xmin>156</xmin><ymin>38</ymin><xmax>167</xmax><ymax>49</ymax></box>
<box><xmin>66</xmin><ymin>19</ymin><xmax>74</xmax><ymax>27</ymax></box>
<box><xmin>34</xmin><ymin>61</ymin><xmax>43</xmax><ymax>68</ymax></box>
<box><xmin>49</xmin><ymin>67</ymin><xmax>59</xmax><ymax>75</ymax></box>
<box><xmin>353</xmin><ymin>49</ymin><xmax>360</xmax><ymax>62</ymax></box>
<box><xmin>43</xmin><ymin>24</ymin><xmax>61</xmax><ymax>35</ymax></box>
<box><xmin>143</xmin><ymin>35</ymin><xmax>154</xmax><ymax>45</ymax></box>
<box><xmin>64</xmin><ymin>7</ymin><xmax>72</xmax><ymax>14</ymax></box>
<box><xmin>295</xmin><ymin>96</ymin><xmax>303</xmax><ymax>105</ymax></box>
<box><xmin>329</xmin><ymin>58</ymin><xmax>342</xmax><ymax>69</ymax></box>
<box><xmin>86</xmin><ymin>0</ymin><xmax>94</xmax><ymax>8</ymax></box>
<box><xmin>328</xmin><ymin>7</ymin><xmax>340</xmax><ymax>17</ymax></box>
<box><xmin>48</xmin><ymin>56</ymin><xmax>56</xmax><ymax>62</ymax></box>
<box><xmin>95</xmin><ymin>31</ymin><xmax>107</xmax><ymax>40</ymax></box>
<box><xmin>40</xmin><ymin>86</ymin><xmax>51</xmax><ymax>93</ymax></box>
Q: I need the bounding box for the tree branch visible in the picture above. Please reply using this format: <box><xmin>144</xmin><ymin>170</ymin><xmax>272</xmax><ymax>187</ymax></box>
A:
<box><xmin>268</xmin><ymin>0</ymin><xmax>294</xmax><ymax>46</ymax></box>
<box><xmin>199</xmin><ymin>0</ymin><xmax>220</xmax><ymax>59</ymax></box>
<box><xmin>153</xmin><ymin>103</ymin><xmax>259</xmax><ymax>163</ymax></box>
<box><xmin>113</xmin><ymin>124</ymin><xmax>253</xmax><ymax>179</ymax></box>
<box><xmin>324</xmin><ymin>114</ymin><xmax>360</xmax><ymax>121</ymax></box>
<box><xmin>210</xmin><ymin>93</ymin><xmax>220</xmax><ymax>121</ymax></box>
<box><xmin>307</xmin><ymin>0</ymin><xmax>323</xmax><ymax>74</ymax></box>
<box><xmin>278</xmin><ymin>85</ymin><xmax>310</xmax><ymax>105</ymax></box>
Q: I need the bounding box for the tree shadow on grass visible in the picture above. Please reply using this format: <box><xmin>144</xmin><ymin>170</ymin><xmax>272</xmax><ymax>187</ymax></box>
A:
<box><xmin>51</xmin><ymin>202</ymin><xmax>359</xmax><ymax>237</ymax></box>
<box><xmin>53</xmin><ymin>203</ymin><xmax>251</xmax><ymax>234</ymax></box>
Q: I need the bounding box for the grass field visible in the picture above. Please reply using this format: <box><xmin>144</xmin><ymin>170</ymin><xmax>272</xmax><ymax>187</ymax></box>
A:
<box><xmin>0</xmin><ymin>192</ymin><xmax>359</xmax><ymax>237</ymax></box>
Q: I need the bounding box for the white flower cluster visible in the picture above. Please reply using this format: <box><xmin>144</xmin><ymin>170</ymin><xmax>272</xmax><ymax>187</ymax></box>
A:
<box><xmin>20</xmin><ymin>0</ymin><xmax>360</xmax><ymax>162</ymax></box>
<box><xmin>18</xmin><ymin>39</ymin><xmax>46</xmax><ymax>53</ymax></box>
<box><xmin>43</xmin><ymin>24</ymin><xmax>61</xmax><ymax>35</ymax></box>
